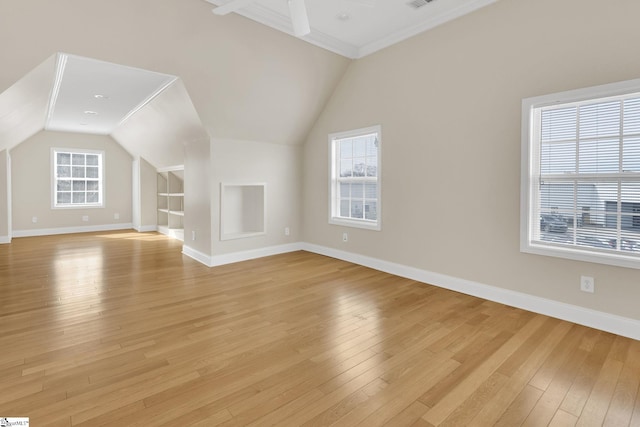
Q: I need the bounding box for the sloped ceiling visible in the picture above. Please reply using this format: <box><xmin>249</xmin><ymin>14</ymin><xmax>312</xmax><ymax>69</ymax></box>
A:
<box><xmin>0</xmin><ymin>53</ymin><xmax>208</xmax><ymax>168</ymax></box>
<box><xmin>0</xmin><ymin>0</ymin><xmax>351</xmax><ymax>159</ymax></box>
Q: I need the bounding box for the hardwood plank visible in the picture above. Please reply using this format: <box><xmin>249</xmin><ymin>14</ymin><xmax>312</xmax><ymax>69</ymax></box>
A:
<box><xmin>0</xmin><ymin>231</ymin><xmax>638</xmax><ymax>426</ymax></box>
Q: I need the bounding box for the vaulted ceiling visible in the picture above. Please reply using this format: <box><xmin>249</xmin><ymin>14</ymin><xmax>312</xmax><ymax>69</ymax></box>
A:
<box><xmin>0</xmin><ymin>0</ymin><xmax>496</xmax><ymax>168</ymax></box>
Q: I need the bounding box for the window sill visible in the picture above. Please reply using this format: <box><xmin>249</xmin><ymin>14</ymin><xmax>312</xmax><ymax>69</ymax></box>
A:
<box><xmin>329</xmin><ymin>217</ymin><xmax>381</xmax><ymax>231</ymax></box>
<box><xmin>521</xmin><ymin>241</ymin><xmax>640</xmax><ymax>270</ymax></box>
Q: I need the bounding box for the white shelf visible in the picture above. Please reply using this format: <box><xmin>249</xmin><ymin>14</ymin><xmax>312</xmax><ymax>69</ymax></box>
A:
<box><xmin>157</xmin><ymin>169</ymin><xmax>184</xmax><ymax>241</ymax></box>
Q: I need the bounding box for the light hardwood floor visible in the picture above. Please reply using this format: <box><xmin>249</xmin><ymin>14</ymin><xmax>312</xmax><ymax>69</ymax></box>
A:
<box><xmin>1</xmin><ymin>231</ymin><xmax>639</xmax><ymax>426</ymax></box>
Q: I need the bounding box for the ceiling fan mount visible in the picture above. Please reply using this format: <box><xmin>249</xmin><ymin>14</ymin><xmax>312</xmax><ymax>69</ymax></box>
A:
<box><xmin>207</xmin><ymin>0</ymin><xmax>376</xmax><ymax>38</ymax></box>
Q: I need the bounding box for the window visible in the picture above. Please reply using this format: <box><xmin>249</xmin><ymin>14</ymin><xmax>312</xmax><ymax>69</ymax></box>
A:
<box><xmin>521</xmin><ymin>80</ymin><xmax>640</xmax><ymax>269</ymax></box>
<box><xmin>329</xmin><ymin>125</ymin><xmax>381</xmax><ymax>230</ymax></box>
<box><xmin>52</xmin><ymin>149</ymin><xmax>103</xmax><ymax>208</ymax></box>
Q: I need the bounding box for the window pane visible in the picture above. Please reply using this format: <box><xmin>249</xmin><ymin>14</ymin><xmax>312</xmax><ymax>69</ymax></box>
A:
<box><xmin>87</xmin><ymin>181</ymin><xmax>99</xmax><ymax>191</ymax></box>
<box><xmin>541</xmin><ymin>107</ymin><xmax>576</xmax><ymax>142</ymax></box>
<box><xmin>365</xmin><ymin>183</ymin><xmax>377</xmax><ymax>199</ymax></box>
<box><xmin>339</xmin><ymin>182</ymin><xmax>350</xmax><ymax>198</ymax></box>
<box><xmin>340</xmin><ymin>158</ymin><xmax>352</xmax><ymax>177</ymax></box>
<box><xmin>366</xmin><ymin>157</ymin><xmax>377</xmax><ymax>177</ymax></box>
<box><xmin>352</xmin><ymin>158</ymin><xmax>366</xmax><ymax>176</ymax></box>
<box><xmin>340</xmin><ymin>140</ymin><xmax>352</xmax><ymax>158</ymax></box>
<box><xmin>340</xmin><ymin>199</ymin><xmax>349</xmax><ymax>217</ymax></box>
<box><xmin>579</xmin><ymin>138</ymin><xmax>619</xmax><ymax>173</ymax></box>
<box><xmin>623</xmin><ymin>136</ymin><xmax>640</xmax><ymax>172</ymax></box>
<box><xmin>57</xmin><ymin>180</ymin><xmax>71</xmax><ymax>191</ymax></box>
<box><xmin>73</xmin><ymin>181</ymin><xmax>86</xmax><ymax>191</ymax></box>
<box><xmin>351</xmin><ymin>200</ymin><xmax>363</xmax><ymax>219</ymax></box>
<box><xmin>366</xmin><ymin>136</ymin><xmax>378</xmax><ymax>156</ymax></box>
<box><xmin>72</xmin><ymin>167</ymin><xmax>85</xmax><ymax>178</ymax></box>
<box><xmin>86</xmin><ymin>154</ymin><xmax>99</xmax><ymax>166</ymax></box>
<box><xmin>57</xmin><ymin>152</ymin><xmax>71</xmax><ymax>165</ymax></box>
<box><xmin>579</xmin><ymin>101</ymin><xmax>620</xmax><ymax>139</ymax></box>
<box><xmin>57</xmin><ymin>192</ymin><xmax>71</xmax><ymax>204</ymax></box>
<box><xmin>72</xmin><ymin>154</ymin><xmax>85</xmax><ymax>166</ymax></box>
<box><xmin>353</xmin><ymin>139</ymin><xmax>366</xmax><ymax>157</ymax></box>
<box><xmin>540</xmin><ymin>182</ymin><xmax>574</xmax><ymax>213</ymax></box>
<box><xmin>86</xmin><ymin>166</ymin><xmax>99</xmax><ymax>178</ymax></box>
<box><xmin>87</xmin><ymin>192</ymin><xmax>99</xmax><ymax>203</ymax></box>
<box><xmin>57</xmin><ymin>166</ymin><xmax>71</xmax><ymax>178</ymax></box>
<box><xmin>541</xmin><ymin>141</ymin><xmax>576</xmax><ymax>174</ymax></box>
<box><xmin>72</xmin><ymin>192</ymin><xmax>85</xmax><ymax>204</ymax></box>
<box><xmin>365</xmin><ymin>200</ymin><xmax>377</xmax><ymax>220</ymax></box>
<box><xmin>351</xmin><ymin>183</ymin><xmax>364</xmax><ymax>199</ymax></box>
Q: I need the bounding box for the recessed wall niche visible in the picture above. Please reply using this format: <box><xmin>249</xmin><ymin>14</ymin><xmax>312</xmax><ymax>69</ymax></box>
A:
<box><xmin>220</xmin><ymin>183</ymin><xmax>265</xmax><ymax>240</ymax></box>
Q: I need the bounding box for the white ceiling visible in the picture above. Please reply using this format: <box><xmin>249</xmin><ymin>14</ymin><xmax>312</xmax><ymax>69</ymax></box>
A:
<box><xmin>205</xmin><ymin>0</ymin><xmax>497</xmax><ymax>58</ymax></box>
<box><xmin>46</xmin><ymin>54</ymin><xmax>178</xmax><ymax>135</ymax></box>
<box><xmin>0</xmin><ymin>53</ymin><xmax>208</xmax><ymax>168</ymax></box>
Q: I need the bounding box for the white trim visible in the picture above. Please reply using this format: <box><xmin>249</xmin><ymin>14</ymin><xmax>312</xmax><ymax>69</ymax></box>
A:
<box><xmin>210</xmin><ymin>243</ymin><xmax>304</xmax><ymax>267</ymax></box>
<box><xmin>204</xmin><ymin>0</ymin><xmax>495</xmax><ymax>59</ymax></box>
<box><xmin>0</xmin><ymin>236</ymin><xmax>10</xmax><ymax>244</ymax></box>
<box><xmin>521</xmin><ymin>78</ymin><xmax>640</xmax><ymax>270</ymax></box>
<box><xmin>300</xmin><ymin>242</ymin><xmax>640</xmax><ymax>342</ymax></box>
<box><xmin>329</xmin><ymin>125</ymin><xmax>382</xmax><ymax>231</ymax></box>
<box><xmin>12</xmin><ymin>223</ymin><xmax>134</xmax><ymax>238</ymax></box>
<box><xmin>134</xmin><ymin>225</ymin><xmax>158</xmax><ymax>232</ymax></box>
<box><xmin>357</xmin><ymin>0</ymin><xmax>498</xmax><ymax>58</ymax></box>
<box><xmin>182</xmin><ymin>245</ymin><xmax>213</xmax><ymax>266</ymax></box>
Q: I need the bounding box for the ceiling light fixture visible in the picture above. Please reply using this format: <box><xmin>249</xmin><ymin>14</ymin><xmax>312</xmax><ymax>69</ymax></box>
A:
<box><xmin>84</xmin><ymin>110</ymin><xmax>98</xmax><ymax>115</ymax></box>
<box><xmin>93</xmin><ymin>94</ymin><xmax>108</xmax><ymax>99</ymax></box>
<box><xmin>336</xmin><ymin>12</ymin><xmax>351</xmax><ymax>21</ymax></box>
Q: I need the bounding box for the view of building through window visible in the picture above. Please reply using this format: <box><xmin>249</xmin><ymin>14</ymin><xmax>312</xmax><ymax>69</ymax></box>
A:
<box><xmin>523</xmin><ymin>84</ymin><xmax>640</xmax><ymax>267</ymax></box>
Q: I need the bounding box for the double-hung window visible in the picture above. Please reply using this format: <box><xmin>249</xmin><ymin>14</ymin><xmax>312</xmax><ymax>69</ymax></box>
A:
<box><xmin>329</xmin><ymin>125</ymin><xmax>381</xmax><ymax>230</ymax></box>
<box><xmin>521</xmin><ymin>80</ymin><xmax>640</xmax><ymax>269</ymax></box>
<box><xmin>53</xmin><ymin>149</ymin><xmax>104</xmax><ymax>208</ymax></box>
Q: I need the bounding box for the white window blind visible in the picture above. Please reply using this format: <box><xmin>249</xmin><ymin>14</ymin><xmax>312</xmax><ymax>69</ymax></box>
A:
<box><xmin>522</xmin><ymin>81</ymin><xmax>640</xmax><ymax>268</ymax></box>
<box><xmin>329</xmin><ymin>125</ymin><xmax>381</xmax><ymax>230</ymax></box>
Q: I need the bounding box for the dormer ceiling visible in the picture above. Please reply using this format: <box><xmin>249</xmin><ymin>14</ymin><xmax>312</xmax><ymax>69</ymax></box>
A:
<box><xmin>0</xmin><ymin>53</ymin><xmax>208</xmax><ymax>169</ymax></box>
<box><xmin>45</xmin><ymin>54</ymin><xmax>177</xmax><ymax>135</ymax></box>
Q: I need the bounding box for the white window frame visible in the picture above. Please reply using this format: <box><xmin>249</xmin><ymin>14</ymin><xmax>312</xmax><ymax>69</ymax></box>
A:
<box><xmin>521</xmin><ymin>79</ymin><xmax>640</xmax><ymax>269</ymax></box>
<box><xmin>52</xmin><ymin>148</ymin><xmax>104</xmax><ymax>209</ymax></box>
<box><xmin>329</xmin><ymin>125</ymin><xmax>381</xmax><ymax>231</ymax></box>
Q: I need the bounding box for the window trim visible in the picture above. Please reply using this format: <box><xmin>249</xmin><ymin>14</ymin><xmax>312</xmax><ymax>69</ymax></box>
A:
<box><xmin>51</xmin><ymin>148</ymin><xmax>105</xmax><ymax>209</ymax></box>
<box><xmin>521</xmin><ymin>78</ymin><xmax>640</xmax><ymax>269</ymax></box>
<box><xmin>328</xmin><ymin>125</ymin><xmax>382</xmax><ymax>231</ymax></box>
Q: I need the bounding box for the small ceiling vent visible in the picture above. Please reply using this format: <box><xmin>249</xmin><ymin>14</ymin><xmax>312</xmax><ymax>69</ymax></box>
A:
<box><xmin>407</xmin><ymin>0</ymin><xmax>434</xmax><ymax>9</ymax></box>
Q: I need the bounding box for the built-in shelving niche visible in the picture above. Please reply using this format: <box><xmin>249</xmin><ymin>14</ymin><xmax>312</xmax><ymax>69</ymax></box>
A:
<box><xmin>220</xmin><ymin>183</ymin><xmax>265</xmax><ymax>240</ymax></box>
<box><xmin>157</xmin><ymin>168</ymin><xmax>184</xmax><ymax>241</ymax></box>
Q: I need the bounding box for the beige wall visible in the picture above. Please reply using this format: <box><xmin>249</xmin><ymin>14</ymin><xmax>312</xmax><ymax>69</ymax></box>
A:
<box><xmin>0</xmin><ymin>150</ymin><xmax>9</xmax><ymax>240</ymax></box>
<box><xmin>11</xmin><ymin>130</ymin><xmax>132</xmax><ymax>231</ymax></box>
<box><xmin>139</xmin><ymin>157</ymin><xmax>158</xmax><ymax>230</ymax></box>
<box><xmin>183</xmin><ymin>139</ymin><xmax>212</xmax><ymax>257</ymax></box>
<box><xmin>212</xmin><ymin>138</ymin><xmax>301</xmax><ymax>255</ymax></box>
<box><xmin>303</xmin><ymin>0</ymin><xmax>640</xmax><ymax>321</ymax></box>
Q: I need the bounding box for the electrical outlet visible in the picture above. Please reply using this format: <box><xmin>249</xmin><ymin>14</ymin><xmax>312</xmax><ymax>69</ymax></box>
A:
<box><xmin>342</xmin><ymin>232</ymin><xmax>348</xmax><ymax>242</ymax></box>
<box><xmin>82</xmin><ymin>215</ymin><xmax>89</xmax><ymax>222</ymax></box>
<box><xmin>32</xmin><ymin>216</ymin><xmax>37</xmax><ymax>223</ymax></box>
<box><xmin>192</xmin><ymin>230</ymin><xmax>196</xmax><ymax>241</ymax></box>
<box><xmin>580</xmin><ymin>276</ymin><xmax>595</xmax><ymax>293</ymax></box>
<box><xmin>285</xmin><ymin>227</ymin><xmax>290</xmax><ymax>236</ymax></box>
<box><xmin>114</xmin><ymin>213</ymin><xmax>120</xmax><ymax>220</ymax></box>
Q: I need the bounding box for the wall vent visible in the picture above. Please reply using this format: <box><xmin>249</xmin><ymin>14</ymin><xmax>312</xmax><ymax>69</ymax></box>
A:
<box><xmin>407</xmin><ymin>0</ymin><xmax>435</xmax><ymax>9</ymax></box>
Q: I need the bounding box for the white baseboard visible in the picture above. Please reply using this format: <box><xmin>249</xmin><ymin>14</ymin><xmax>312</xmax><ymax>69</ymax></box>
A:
<box><xmin>12</xmin><ymin>223</ymin><xmax>134</xmax><ymax>238</ymax></box>
<box><xmin>209</xmin><ymin>243</ymin><xmax>304</xmax><ymax>267</ymax></box>
<box><xmin>134</xmin><ymin>225</ymin><xmax>157</xmax><ymax>232</ymax></box>
<box><xmin>300</xmin><ymin>243</ymin><xmax>640</xmax><ymax>342</ymax></box>
<box><xmin>0</xmin><ymin>235</ymin><xmax>10</xmax><ymax>244</ymax></box>
<box><xmin>182</xmin><ymin>245</ymin><xmax>213</xmax><ymax>266</ymax></box>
